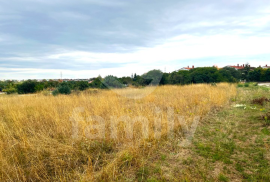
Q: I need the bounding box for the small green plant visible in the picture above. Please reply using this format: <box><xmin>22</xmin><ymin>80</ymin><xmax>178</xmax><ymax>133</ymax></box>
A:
<box><xmin>161</xmin><ymin>154</ymin><xmax>167</xmax><ymax>161</ymax></box>
<box><xmin>218</xmin><ymin>174</ymin><xmax>229</xmax><ymax>182</ymax></box>
<box><xmin>254</xmin><ymin>82</ymin><xmax>258</xmax><ymax>86</ymax></box>
<box><xmin>260</xmin><ymin>109</ymin><xmax>270</xmax><ymax>125</ymax></box>
<box><xmin>235</xmin><ymin>162</ymin><xmax>244</xmax><ymax>172</ymax></box>
<box><xmin>121</xmin><ymin>152</ymin><xmax>134</xmax><ymax>168</ymax></box>
<box><xmin>136</xmin><ymin>167</ymin><xmax>149</xmax><ymax>181</ymax></box>
<box><xmin>153</xmin><ymin>164</ymin><xmax>161</xmax><ymax>174</ymax></box>
<box><xmin>264</xmin><ymin>116</ymin><xmax>270</xmax><ymax>126</ymax></box>
<box><xmin>261</xmin><ymin>128</ymin><xmax>270</xmax><ymax>135</ymax></box>
<box><xmin>147</xmin><ymin>177</ymin><xmax>158</xmax><ymax>182</ymax></box>
<box><xmin>237</xmin><ymin>83</ymin><xmax>243</xmax><ymax>87</ymax></box>
<box><xmin>244</xmin><ymin>82</ymin><xmax>249</xmax><ymax>87</ymax></box>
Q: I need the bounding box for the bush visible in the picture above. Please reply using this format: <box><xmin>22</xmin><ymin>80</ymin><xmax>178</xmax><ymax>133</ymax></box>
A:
<box><xmin>244</xmin><ymin>83</ymin><xmax>249</xmax><ymax>87</ymax></box>
<box><xmin>103</xmin><ymin>75</ymin><xmax>124</xmax><ymax>88</ymax></box>
<box><xmin>35</xmin><ymin>84</ymin><xmax>44</xmax><ymax>92</ymax></box>
<box><xmin>52</xmin><ymin>83</ymin><xmax>71</xmax><ymax>96</ymax></box>
<box><xmin>3</xmin><ymin>87</ymin><xmax>17</xmax><ymax>94</ymax></box>
<box><xmin>57</xmin><ymin>85</ymin><xmax>71</xmax><ymax>95</ymax></box>
<box><xmin>237</xmin><ymin>84</ymin><xmax>243</xmax><ymax>87</ymax></box>
<box><xmin>77</xmin><ymin>81</ymin><xmax>89</xmax><ymax>91</ymax></box>
<box><xmin>52</xmin><ymin>90</ymin><xmax>59</xmax><ymax>96</ymax></box>
<box><xmin>17</xmin><ymin>80</ymin><xmax>38</xmax><ymax>94</ymax></box>
<box><xmin>254</xmin><ymin>82</ymin><xmax>258</xmax><ymax>86</ymax></box>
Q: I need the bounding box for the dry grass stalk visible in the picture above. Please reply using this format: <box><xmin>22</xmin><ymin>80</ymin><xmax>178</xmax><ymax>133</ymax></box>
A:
<box><xmin>0</xmin><ymin>83</ymin><xmax>236</xmax><ymax>181</ymax></box>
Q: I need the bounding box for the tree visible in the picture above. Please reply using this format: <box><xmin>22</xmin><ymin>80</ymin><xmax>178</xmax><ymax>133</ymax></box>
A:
<box><xmin>219</xmin><ymin>67</ymin><xmax>241</xmax><ymax>82</ymax></box>
<box><xmin>168</xmin><ymin>71</ymin><xmax>191</xmax><ymax>85</ymax></box>
<box><xmin>35</xmin><ymin>83</ymin><xmax>44</xmax><ymax>92</ymax></box>
<box><xmin>119</xmin><ymin>76</ymin><xmax>133</xmax><ymax>85</ymax></box>
<box><xmin>160</xmin><ymin>73</ymin><xmax>170</xmax><ymax>85</ymax></box>
<box><xmin>89</xmin><ymin>76</ymin><xmax>103</xmax><ymax>88</ymax></box>
<box><xmin>143</xmin><ymin>69</ymin><xmax>163</xmax><ymax>85</ymax></box>
<box><xmin>102</xmin><ymin>75</ymin><xmax>124</xmax><ymax>88</ymax></box>
<box><xmin>17</xmin><ymin>80</ymin><xmax>38</xmax><ymax>94</ymax></box>
<box><xmin>44</xmin><ymin>80</ymin><xmax>59</xmax><ymax>89</ymax></box>
<box><xmin>248</xmin><ymin>68</ymin><xmax>263</xmax><ymax>82</ymax></box>
<box><xmin>0</xmin><ymin>81</ymin><xmax>7</xmax><ymax>91</ymax></box>
<box><xmin>3</xmin><ymin>87</ymin><xmax>17</xmax><ymax>94</ymax></box>
<box><xmin>189</xmin><ymin>67</ymin><xmax>221</xmax><ymax>83</ymax></box>
<box><xmin>264</xmin><ymin>69</ymin><xmax>270</xmax><ymax>81</ymax></box>
<box><xmin>240</xmin><ymin>63</ymin><xmax>251</xmax><ymax>81</ymax></box>
<box><xmin>77</xmin><ymin>81</ymin><xmax>89</xmax><ymax>91</ymax></box>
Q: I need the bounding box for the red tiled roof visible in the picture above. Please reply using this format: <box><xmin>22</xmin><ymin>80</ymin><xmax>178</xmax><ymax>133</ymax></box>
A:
<box><xmin>183</xmin><ymin>67</ymin><xmax>193</xmax><ymax>70</ymax></box>
<box><xmin>262</xmin><ymin>64</ymin><xmax>270</xmax><ymax>68</ymax></box>
<box><xmin>181</xmin><ymin>65</ymin><xmax>195</xmax><ymax>70</ymax></box>
<box><xmin>228</xmin><ymin>66</ymin><xmax>245</xmax><ymax>69</ymax></box>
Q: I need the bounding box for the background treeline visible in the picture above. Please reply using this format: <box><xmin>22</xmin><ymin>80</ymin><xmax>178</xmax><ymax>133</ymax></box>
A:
<box><xmin>0</xmin><ymin>65</ymin><xmax>270</xmax><ymax>94</ymax></box>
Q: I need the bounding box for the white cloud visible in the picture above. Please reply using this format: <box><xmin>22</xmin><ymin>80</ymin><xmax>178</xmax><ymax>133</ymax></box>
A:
<box><xmin>1</xmin><ymin>0</ymin><xmax>270</xmax><ymax>79</ymax></box>
<box><xmin>2</xmin><ymin>33</ymin><xmax>266</xmax><ymax>79</ymax></box>
<box><xmin>46</xmin><ymin>33</ymin><xmax>270</xmax><ymax>65</ymax></box>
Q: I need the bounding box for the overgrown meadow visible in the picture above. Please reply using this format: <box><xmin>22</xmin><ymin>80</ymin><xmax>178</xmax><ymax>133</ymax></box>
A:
<box><xmin>0</xmin><ymin>84</ymin><xmax>236</xmax><ymax>181</ymax></box>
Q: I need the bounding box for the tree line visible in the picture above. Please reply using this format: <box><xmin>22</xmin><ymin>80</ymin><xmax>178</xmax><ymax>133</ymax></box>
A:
<box><xmin>0</xmin><ymin>65</ymin><xmax>269</xmax><ymax>94</ymax></box>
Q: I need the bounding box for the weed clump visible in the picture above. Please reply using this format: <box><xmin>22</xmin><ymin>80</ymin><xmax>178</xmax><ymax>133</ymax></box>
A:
<box><xmin>244</xmin><ymin>82</ymin><xmax>250</xmax><ymax>87</ymax></box>
<box><xmin>260</xmin><ymin>112</ymin><xmax>270</xmax><ymax>126</ymax></box>
<box><xmin>252</xmin><ymin>97</ymin><xmax>270</xmax><ymax>106</ymax></box>
<box><xmin>237</xmin><ymin>83</ymin><xmax>243</xmax><ymax>87</ymax></box>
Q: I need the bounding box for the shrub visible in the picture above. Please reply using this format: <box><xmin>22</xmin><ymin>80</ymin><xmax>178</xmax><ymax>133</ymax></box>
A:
<box><xmin>254</xmin><ymin>82</ymin><xmax>258</xmax><ymax>86</ymax></box>
<box><xmin>237</xmin><ymin>84</ymin><xmax>243</xmax><ymax>87</ymax></box>
<box><xmin>244</xmin><ymin>83</ymin><xmax>249</xmax><ymax>87</ymax></box>
<box><xmin>57</xmin><ymin>85</ymin><xmax>71</xmax><ymax>95</ymax></box>
<box><xmin>52</xmin><ymin>90</ymin><xmax>59</xmax><ymax>96</ymax></box>
<box><xmin>77</xmin><ymin>81</ymin><xmax>89</xmax><ymax>91</ymax></box>
<box><xmin>3</xmin><ymin>87</ymin><xmax>17</xmax><ymax>94</ymax></box>
<box><xmin>34</xmin><ymin>84</ymin><xmax>44</xmax><ymax>92</ymax></box>
<box><xmin>103</xmin><ymin>75</ymin><xmax>124</xmax><ymax>88</ymax></box>
<box><xmin>17</xmin><ymin>80</ymin><xmax>38</xmax><ymax>94</ymax></box>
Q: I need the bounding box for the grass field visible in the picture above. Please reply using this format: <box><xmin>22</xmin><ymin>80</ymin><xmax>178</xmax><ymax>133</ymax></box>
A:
<box><xmin>140</xmin><ymin>84</ymin><xmax>270</xmax><ymax>181</ymax></box>
<box><xmin>0</xmin><ymin>83</ymin><xmax>245</xmax><ymax>181</ymax></box>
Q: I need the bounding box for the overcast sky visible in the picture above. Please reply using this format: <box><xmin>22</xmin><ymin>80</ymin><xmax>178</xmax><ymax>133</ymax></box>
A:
<box><xmin>1</xmin><ymin>0</ymin><xmax>270</xmax><ymax>79</ymax></box>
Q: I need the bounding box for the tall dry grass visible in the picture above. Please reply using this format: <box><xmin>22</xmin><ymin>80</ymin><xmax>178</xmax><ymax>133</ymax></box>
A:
<box><xmin>0</xmin><ymin>84</ymin><xmax>236</xmax><ymax>181</ymax></box>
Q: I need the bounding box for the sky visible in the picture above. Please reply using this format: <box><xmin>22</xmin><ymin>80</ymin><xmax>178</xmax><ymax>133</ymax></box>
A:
<box><xmin>1</xmin><ymin>0</ymin><xmax>270</xmax><ymax>80</ymax></box>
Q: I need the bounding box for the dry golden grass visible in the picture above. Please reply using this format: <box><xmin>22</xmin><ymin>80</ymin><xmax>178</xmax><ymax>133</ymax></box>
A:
<box><xmin>0</xmin><ymin>84</ymin><xmax>236</xmax><ymax>181</ymax></box>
